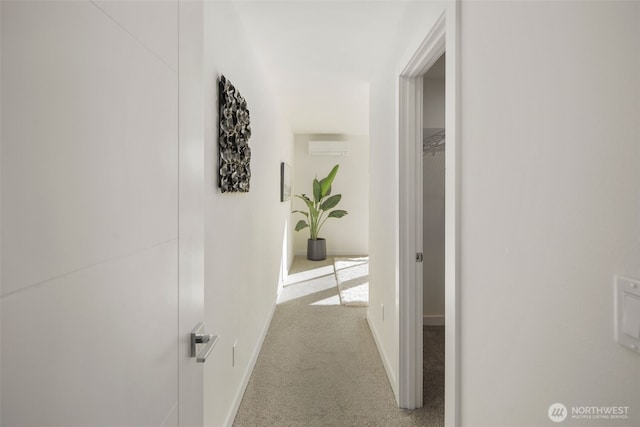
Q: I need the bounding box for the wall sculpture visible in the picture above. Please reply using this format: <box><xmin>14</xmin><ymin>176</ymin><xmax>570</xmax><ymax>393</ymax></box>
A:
<box><xmin>218</xmin><ymin>74</ymin><xmax>251</xmax><ymax>193</ymax></box>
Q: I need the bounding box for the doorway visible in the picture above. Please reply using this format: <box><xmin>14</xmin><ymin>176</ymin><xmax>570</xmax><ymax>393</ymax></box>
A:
<box><xmin>422</xmin><ymin>52</ymin><xmax>446</xmax><ymax>411</ymax></box>
<box><xmin>398</xmin><ymin>6</ymin><xmax>460</xmax><ymax>427</ymax></box>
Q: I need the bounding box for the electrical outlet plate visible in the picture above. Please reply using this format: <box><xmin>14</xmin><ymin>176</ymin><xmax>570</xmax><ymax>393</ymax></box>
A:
<box><xmin>232</xmin><ymin>341</ymin><xmax>237</xmax><ymax>367</ymax></box>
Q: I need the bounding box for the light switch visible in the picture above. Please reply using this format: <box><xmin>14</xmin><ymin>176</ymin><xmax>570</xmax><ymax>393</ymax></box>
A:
<box><xmin>622</xmin><ymin>292</ymin><xmax>640</xmax><ymax>339</ymax></box>
<box><xmin>622</xmin><ymin>293</ymin><xmax>640</xmax><ymax>339</ymax></box>
<box><xmin>615</xmin><ymin>276</ymin><xmax>640</xmax><ymax>354</ymax></box>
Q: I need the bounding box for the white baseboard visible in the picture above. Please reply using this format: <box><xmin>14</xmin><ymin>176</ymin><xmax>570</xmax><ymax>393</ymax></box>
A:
<box><xmin>423</xmin><ymin>315</ymin><xmax>445</xmax><ymax>326</ymax></box>
<box><xmin>223</xmin><ymin>302</ymin><xmax>276</xmax><ymax>427</ymax></box>
<box><xmin>366</xmin><ymin>312</ymin><xmax>398</xmax><ymax>401</ymax></box>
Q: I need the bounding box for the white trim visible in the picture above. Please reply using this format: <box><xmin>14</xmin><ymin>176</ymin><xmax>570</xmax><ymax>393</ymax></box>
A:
<box><xmin>400</xmin><ymin>13</ymin><xmax>446</xmax><ymax>77</ymax></box>
<box><xmin>444</xmin><ymin>5</ymin><xmax>461</xmax><ymax>427</ymax></box>
<box><xmin>223</xmin><ymin>302</ymin><xmax>277</xmax><ymax>427</ymax></box>
<box><xmin>398</xmin><ymin>10</ymin><xmax>445</xmax><ymax>411</ymax></box>
<box><xmin>398</xmin><ymin>3</ymin><xmax>460</xmax><ymax>426</ymax></box>
<box><xmin>366</xmin><ymin>311</ymin><xmax>398</xmax><ymax>399</ymax></box>
<box><xmin>423</xmin><ymin>315</ymin><xmax>445</xmax><ymax>326</ymax></box>
<box><xmin>398</xmin><ymin>75</ymin><xmax>421</xmax><ymax>410</ymax></box>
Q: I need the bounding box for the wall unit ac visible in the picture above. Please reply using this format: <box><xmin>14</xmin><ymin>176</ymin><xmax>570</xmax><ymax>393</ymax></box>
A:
<box><xmin>308</xmin><ymin>140</ymin><xmax>349</xmax><ymax>157</ymax></box>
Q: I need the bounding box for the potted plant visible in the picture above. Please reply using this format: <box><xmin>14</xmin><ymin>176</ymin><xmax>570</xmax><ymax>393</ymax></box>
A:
<box><xmin>293</xmin><ymin>164</ymin><xmax>348</xmax><ymax>261</ymax></box>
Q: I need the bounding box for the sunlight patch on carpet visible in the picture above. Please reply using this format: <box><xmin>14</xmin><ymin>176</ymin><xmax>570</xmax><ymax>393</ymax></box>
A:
<box><xmin>286</xmin><ymin>265</ymin><xmax>336</xmax><ymax>286</ymax></box>
<box><xmin>334</xmin><ymin>256</ymin><xmax>369</xmax><ymax>307</ymax></box>
<box><xmin>310</xmin><ymin>294</ymin><xmax>342</xmax><ymax>306</ymax></box>
<box><xmin>278</xmin><ymin>273</ymin><xmax>337</xmax><ymax>304</ymax></box>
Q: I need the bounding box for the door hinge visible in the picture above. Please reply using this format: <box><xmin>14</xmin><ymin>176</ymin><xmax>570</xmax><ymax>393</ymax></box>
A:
<box><xmin>416</xmin><ymin>252</ymin><xmax>423</xmax><ymax>262</ymax></box>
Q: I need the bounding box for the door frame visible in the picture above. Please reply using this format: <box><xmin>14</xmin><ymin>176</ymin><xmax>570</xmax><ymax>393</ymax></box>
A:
<box><xmin>398</xmin><ymin>4</ymin><xmax>460</xmax><ymax>426</ymax></box>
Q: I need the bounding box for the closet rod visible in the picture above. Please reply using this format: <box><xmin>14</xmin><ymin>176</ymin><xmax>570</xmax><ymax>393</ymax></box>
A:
<box><xmin>423</xmin><ymin>128</ymin><xmax>445</xmax><ymax>155</ymax></box>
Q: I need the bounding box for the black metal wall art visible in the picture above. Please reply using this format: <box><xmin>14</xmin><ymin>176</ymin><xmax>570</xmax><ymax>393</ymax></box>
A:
<box><xmin>218</xmin><ymin>75</ymin><xmax>251</xmax><ymax>193</ymax></box>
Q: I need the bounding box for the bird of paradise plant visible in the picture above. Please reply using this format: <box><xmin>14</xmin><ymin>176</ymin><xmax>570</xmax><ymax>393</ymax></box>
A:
<box><xmin>293</xmin><ymin>164</ymin><xmax>348</xmax><ymax>239</ymax></box>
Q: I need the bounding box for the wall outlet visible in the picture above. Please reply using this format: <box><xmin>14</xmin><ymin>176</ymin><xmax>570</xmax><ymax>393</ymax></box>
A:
<box><xmin>381</xmin><ymin>303</ymin><xmax>384</xmax><ymax>321</ymax></box>
<box><xmin>232</xmin><ymin>341</ymin><xmax>237</xmax><ymax>367</ymax></box>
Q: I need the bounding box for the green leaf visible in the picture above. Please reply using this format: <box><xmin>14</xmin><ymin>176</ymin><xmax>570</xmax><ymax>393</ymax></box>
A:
<box><xmin>295</xmin><ymin>220</ymin><xmax>309</xmax><ymax>231</ymax></box>
<box><xmin>328</xmin><ymin>209</ymin><xmax>348</xmax><ymax>218</ymax></box>
<box><xmin>319</xmin><ymin>164</ymin><xmax>339</xmax><ymax>197</ymax></box>
<box><xmin>292</xmin><ymin>210</ymin><xmax>308</xmax><ymax>218</ymax></box>
<box><xmin>312</xmin><ymin>179</ymin><xmax>321</xmax><ymax>203</ymax></box>
<box><xmin>320</xmin><ymin>194</ymin><xmax>341</xmax><ymax>210</ymax></box>
<box><xmin>295</xmin><ymin>194</ymin><xmax>314</xmax><ymax>212</ymax></box>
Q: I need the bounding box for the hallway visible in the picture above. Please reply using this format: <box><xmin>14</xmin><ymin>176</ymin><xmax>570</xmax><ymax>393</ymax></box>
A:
<box><xmin>232</xmin><ymin>257</ymin><xmax>444</xmax><ymax>426</ymax></box>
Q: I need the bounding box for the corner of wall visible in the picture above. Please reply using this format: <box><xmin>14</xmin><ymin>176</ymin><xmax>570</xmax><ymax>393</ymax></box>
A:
<box><xmin>366</xmin><ymin>311</ymin><xmax>398</xmax><ymax>401</ymax></box>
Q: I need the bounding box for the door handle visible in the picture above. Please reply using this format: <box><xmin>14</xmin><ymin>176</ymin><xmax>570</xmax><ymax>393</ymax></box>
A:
<box><xmin>191</xmin><ymin>322</ymin><xmax>219</xmax><ymax>363</ymax></box>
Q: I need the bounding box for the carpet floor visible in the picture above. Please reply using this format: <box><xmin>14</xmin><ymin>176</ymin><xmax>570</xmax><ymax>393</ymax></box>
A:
<box><xmin>232</xmin><ymin>256</ymin><xmax>444</xmax><ymax>427</ymax></box>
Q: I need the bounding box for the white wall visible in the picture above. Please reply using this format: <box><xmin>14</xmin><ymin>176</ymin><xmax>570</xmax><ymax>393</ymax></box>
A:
<box><xmin>371</xmin><ymin>2</ymin><xmax>640</xmax><ymax>422</ymax></box>
<box><xmin>202</xmin><ymin>2</ymin><xmax>294</xmax><ymax>426</ymax></box>
<box><xmin>367</xmin><ymin>1</ymin><xmax>445</xmax><ymax>399</ymax></box>
<box><xmin>292</xmin><ymin>134</ymin><xmax>369</xmax><ymax>256</ymax></box>
<box><xmin>368</xmin><ymin>66</ymin><xmax>400</xmax><ymax>396</ymax></box>
<box><xmin>1</xmin><ymin>1</ymin><xmax>182</xmax><ymax>425</ymax></box>
<box><xmin>422</xmin><ymin>75</ymin><xmax>445</xmax><ymax>321</ymax></box>
<box><xmin>1</xmin><ymin>2</ymin><xmax>3</xmax><ymax>413</ymax></box>
<box><xmin>459</xmin><ymin>2</ymin><xmax>640</xmax><ymax>425</ymax></box>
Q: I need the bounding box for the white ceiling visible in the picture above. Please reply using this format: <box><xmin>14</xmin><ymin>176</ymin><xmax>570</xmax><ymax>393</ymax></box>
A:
<box><xmin>234</xmin><ymin>1</ymin><xmax>419</xmax><ymax>135</ymax></box>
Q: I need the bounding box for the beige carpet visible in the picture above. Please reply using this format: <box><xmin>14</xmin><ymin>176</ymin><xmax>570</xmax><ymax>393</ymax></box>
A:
<box><xmin>232</xmin><ymin>256</ymin><xmax>444</xmax><ymax>427</ymax></box>
<box><xmin>334</xmin><ymin>256</ymin><xmax>369</xmax><ymax>307</ymax></box>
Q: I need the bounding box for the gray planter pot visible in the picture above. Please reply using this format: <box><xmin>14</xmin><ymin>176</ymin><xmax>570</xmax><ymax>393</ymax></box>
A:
<box><xmin>307</xmin><ymin>238</ymin><xmax>326</xmax><ymax>261</ymax></box>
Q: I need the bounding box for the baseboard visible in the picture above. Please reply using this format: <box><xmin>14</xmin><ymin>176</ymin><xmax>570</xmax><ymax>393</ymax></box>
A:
<box><xmin>223</xmin><ymin>301</ymin><xmax>276</xmax><ymax>427</ymax></box>
<box><xmin>423</xmin><ymin>315</ymin><xmax>445</xmax><ymax>326</ymax></box>
<box><xmin>366</xmin><ymin>312</ymin><xmax>398</xmax><ymax>401</ymax></box>
<box><xmin>294</xmin><ymin>251</ymin><xmax>370</xmax><ymax>257</ymax></box>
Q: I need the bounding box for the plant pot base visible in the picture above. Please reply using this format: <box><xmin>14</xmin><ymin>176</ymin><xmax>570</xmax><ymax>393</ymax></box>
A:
<box><xmin>307</xmin><ymin>238</ymin><xmax>326</xmax><ymax>261</ymax></box>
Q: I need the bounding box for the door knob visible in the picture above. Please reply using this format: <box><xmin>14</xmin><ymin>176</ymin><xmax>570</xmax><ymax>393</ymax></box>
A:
<box><xmin>191</xmin><ymin>322</ymin><xmax>219</xmax><ymax>363</ymax></box>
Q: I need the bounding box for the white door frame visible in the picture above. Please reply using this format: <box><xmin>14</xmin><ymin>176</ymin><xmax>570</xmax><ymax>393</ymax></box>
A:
<box><xmin>398</xmin><ymin>4</ymin><xmax>460</xmax><ymax>426</ymax></box>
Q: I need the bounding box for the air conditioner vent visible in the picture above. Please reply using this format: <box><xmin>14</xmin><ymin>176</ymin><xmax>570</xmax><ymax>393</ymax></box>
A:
<box><xmin>308</xmin><ymin>140</ymin><xmax>349</xmax><ymax>157</ymax></box>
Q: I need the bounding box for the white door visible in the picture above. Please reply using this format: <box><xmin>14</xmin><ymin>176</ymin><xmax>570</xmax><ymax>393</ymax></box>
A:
<box><xmin>1</xmin><ymin>1</ymin><xmax>204</xmax><ymax>425</ymax></box>
<box><xmin>177</xmin><ymin>1</ymin><xmax>206</xmax><ymax>426</ymax></box>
